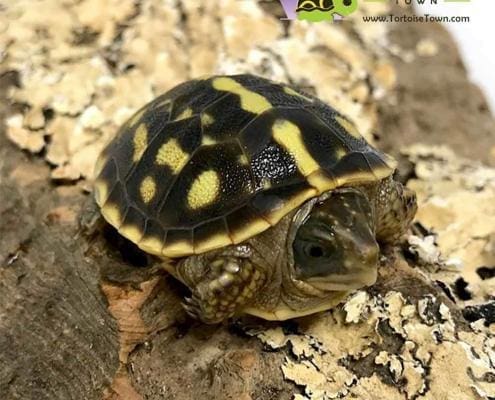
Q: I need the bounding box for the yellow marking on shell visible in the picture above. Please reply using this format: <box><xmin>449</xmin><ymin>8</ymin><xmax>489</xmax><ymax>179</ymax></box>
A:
<box><xmin>230</xmin><ymin>218</ymin><xmax>271</xmax><ymax>244</ymax></box>
<box><xmin>175</xmin><ymin>107</ymin><xmax>193</xmax><ymax>121</ymax></box>
<box><xmin>335</xmin><ymin>166</ymin><xmax>392</xmax><ymax>186</ymax></box>
<box><xmin>139</xmin><ymin>236</ymin><xmax>164</xmax><ymax>256</ymax></box>
<box><xmin>212</xmin><ymin>77</ymin><xmax>272</xmax><ymax>114</ymax></box>
<box><xmin>119</xmin><ymin>224</ymin><xmax>144</xmax><ymax>244</ymax></box>
<box><xmin>272</xmin><ymin>119</ymin><xmax>320</xmax><ymax>177</ymax></box>
<box><xmin>133</xmin><ymin>123</ymin><xmax>148</xmax><ymax>162</ymax></box>
<box><xmin>129</xmin><ymin>107</ymin><xmax>146</xmax><ymax>127</ymax></box>
<box><xmin>201</xmin><ymin>113</ymin><xmax>214</xmax><ymax>127</ymax></box>
<box><xmin>238</xmin><ymin>153</ymin><xmax>249</xmax><ymax>166</ymax></box>
<box><xmin>100</xmin><ymin>204</ymin><xmax>122</xmax><ymax>228</ymax></box>
<box><xmin>307</xmin><ymin>170</ymin><xmax>338</xmax><ymax>193</ymax></box>
<box><xmin>264</xmin><ymin>187</ymin><xmax>318</xmax><ymax>225</ymax></box>
<box><xmin>140</xmin><ymin>176</ymin><xmax>156</xmax><ymax>204</ymax></box>
<box><xmin>94</xmin><ymin>153</ymin><xmax>107</xmax><ymax>178</ymax></box>
<box><xmin>335</xmin><ymin>115</ymin><xmax>362</xmax><ymax>139</ymax></box>
<box><xmin>382</xmin><ymin>153</ymin><xmax>398</xmax><ymax>170</ymax></box>
<box><xmin>194</xmin><ymin>231</ymin><xmax>232</xmax><ymax>254</ymax></box>
<box><xmin>162</xmin><ymin>240</ymin><xmax>193</xmax><ymax>257</ymax></box>
<box><xmin>283</xmin><ymin>86</ymin><xmax>313</xmax><ymax>102</ymax></box>
<box><xmin>94</xmin><ymin>179</ymin><xmax>110</xmax><ymax>206</ymax></box>
<box><xmin>155</xmin><ymin>138</ymin><xmax>189</xmax><ymax>173</ymax></box>
<box><xmin>187</xmin><ymin>170</ymin><xmax>220</xmax><ymax>210</ymax></box>
<box><xmin>201</xmin><ymin>135</ymin><xmax>216</xmax><ymax>145</ymax></box>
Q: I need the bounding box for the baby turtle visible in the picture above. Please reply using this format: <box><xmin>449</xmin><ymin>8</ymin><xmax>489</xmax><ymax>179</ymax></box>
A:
<box><xmin>92</xmin><ymin>74</ymin><xmax>417</xmax><ymax>323</ymax></box>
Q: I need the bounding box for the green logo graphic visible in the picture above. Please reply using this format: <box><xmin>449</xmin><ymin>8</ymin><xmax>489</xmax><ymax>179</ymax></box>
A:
<box><xmin>295</xmin><ymin>0</ymin><xmax>358</xmax><ymax>22</ymax></box>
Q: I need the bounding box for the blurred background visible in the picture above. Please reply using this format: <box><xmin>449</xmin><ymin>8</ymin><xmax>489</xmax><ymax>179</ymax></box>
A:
<box><xmin>416</xmin><ymin>1</ymin><xmax>494</xmax><ymax>111</ymax></box>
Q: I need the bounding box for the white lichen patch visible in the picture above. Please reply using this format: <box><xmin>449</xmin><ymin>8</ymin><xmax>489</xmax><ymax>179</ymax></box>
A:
<box><xmin>3</xmin><ymin>0</ymin><xmax>398</xmax><ymax>181</ymax></box>
<box><xmin>254</xmin><ymin>327</ymin><xmax>289</xmax><ymax>350</ymax></box>
<box><xmin>405</xmin><ymin>144</ymin><xmax>495</xmax><ymax>306</ymax></box>
<box><xmin>408</xmin><ymin>235</ymin><xmax>441</xmax><ymax>266</ymax></box>
<box><xmin>79</xmin><ymin>105</ymin><xmax>106</xmax><ymax>130</ymax></box>
<box><xmin>344</xmin><ymin>291</ymin><xmax>370</xmax><ymax>323</ymax></box>
<box><xmin>252</xmin><ymin>272</ymin><xmax>493</xmax><ymax>399</ymax></box>
<box><xmin>6</xmin><ymin>114</ymin><xmax>45</xmax><ymax>153</ymax></box>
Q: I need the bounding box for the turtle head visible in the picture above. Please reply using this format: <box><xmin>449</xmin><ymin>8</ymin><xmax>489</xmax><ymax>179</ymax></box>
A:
<box><xmin>176</xmin><ymin>187</ymin><xmax>380</xmax><ymax>323</ymax></box>
<box><xmin>291</xmin><ymin>188</ymin><xmax>379</xmax><ymax>292</ymax></box>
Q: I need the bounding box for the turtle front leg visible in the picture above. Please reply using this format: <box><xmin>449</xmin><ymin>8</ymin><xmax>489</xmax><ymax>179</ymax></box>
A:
<box><xmin>176</xmin><ymin>250</ymin><xmax>266</xmax><ymax>324</ymax></box>
<box><xmin>374</xmin><ymin>177</ymin><xmax>418</xmax><ymax>244</ymax></box>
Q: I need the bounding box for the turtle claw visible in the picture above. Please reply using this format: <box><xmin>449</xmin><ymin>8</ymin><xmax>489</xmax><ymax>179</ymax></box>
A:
<box><xmin>177</xmin><ymin>254</ymin><xmax>266</xmax><ymax>324</ymax></box>
<box><xmin>182</xmin><ymin>294</ymin><xmax>224</xmax><ymax>324</ymax></box>
<box><xmin>182</xmin><ymin>296</ymin><xmax>201</xmax><ymax>319</ymax></box>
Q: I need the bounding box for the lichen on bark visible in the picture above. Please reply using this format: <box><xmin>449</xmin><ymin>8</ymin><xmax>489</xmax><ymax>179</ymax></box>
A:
<box><xmin>0</xmin><ymin>1</ymin><xmax>494</xmax><ymax>399</ymax></box>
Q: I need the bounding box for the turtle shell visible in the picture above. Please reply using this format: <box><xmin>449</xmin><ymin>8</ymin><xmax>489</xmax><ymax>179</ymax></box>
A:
<box><xmin>94</xmin><ymin>75</ymin><xmax>396</xmax><ymax>258</ymax></box>
<box><xmin>296</xmin><ymin>0</ymin><xmax>334</xmax><ymax>12</ymax></box>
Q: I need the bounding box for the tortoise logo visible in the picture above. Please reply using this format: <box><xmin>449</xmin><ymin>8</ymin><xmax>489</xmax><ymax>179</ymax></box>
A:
<box><xmin>279</xmin><ymin>0</ymin><xmax>358</xmax><ymax>23</ymax></box>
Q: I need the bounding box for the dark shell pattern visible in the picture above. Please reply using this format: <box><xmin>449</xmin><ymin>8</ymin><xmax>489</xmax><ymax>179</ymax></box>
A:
<box><xmin>94</xmin><ymin>75</ymin><xmax>396</xmax><ymax>257</ymax></box>
<box><xmin>296</xmin><ymin>0</ymin><xmax>334</xmax><ymax>12</ymax></box>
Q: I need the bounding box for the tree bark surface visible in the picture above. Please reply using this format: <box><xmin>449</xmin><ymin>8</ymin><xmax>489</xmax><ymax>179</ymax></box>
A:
<box><xmin>1</xmin><ymin>2</ymin><xmax>494</xmax><ymax>400</ymax></box>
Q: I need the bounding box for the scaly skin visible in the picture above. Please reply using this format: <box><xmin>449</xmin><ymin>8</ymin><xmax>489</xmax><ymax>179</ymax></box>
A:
<box><xmin>372</xmin><ymin>176</ymin><xmax>418</xmax><ymax>244</ymax></box>
<box><xmin>181</xmin><ymin>258</ymin><xmax>266</xmax><ymax>323</ymax></box>
<box><xmin>176</xmin><ymin>177</ymin><xmax>417</xmax><ymax>323</ymax></box>
<box><xmin>176</xmin><ymin>248</ymin><xmax>267</xmax><ymax>324</ymax></box>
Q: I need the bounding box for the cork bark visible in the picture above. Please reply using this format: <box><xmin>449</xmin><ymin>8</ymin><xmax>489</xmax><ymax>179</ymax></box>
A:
<box><xmin>1</xmin><ymin>1</ymin><xmax>494</xmax><ymax>399</ymax></box>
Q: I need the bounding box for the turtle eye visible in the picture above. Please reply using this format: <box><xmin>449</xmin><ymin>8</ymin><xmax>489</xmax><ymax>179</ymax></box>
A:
<box><xmin>304</xmin><ymin>243</ymin><xmax>331</xmax><ymax>259</ymax></box>
<box><xmin>292</xmin><ymin>215</ymin><xmax>342</xmax><ymax>279</ymax></box>
<box><xmin>292</xmin><ymin>233</ymin><xmax>341</xmax><ymax>279</ymax></box>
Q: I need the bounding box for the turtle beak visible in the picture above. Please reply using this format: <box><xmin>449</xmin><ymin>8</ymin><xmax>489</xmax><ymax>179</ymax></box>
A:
<box><xmin>307</xmin><ymin>225</ymin><xmax>379</xmax><ymax>291</ymax></box>
<box><xmin>307</xmin><ymin>264</ymin><xmax>377</xmax><ymax>292</ymax></box>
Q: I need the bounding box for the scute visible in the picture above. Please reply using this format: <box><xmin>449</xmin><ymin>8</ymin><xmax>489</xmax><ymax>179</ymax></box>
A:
<box><xmin>193</xmin><ymin>218</ymin><xmax>230</xmax><ymax>254</ymax></box>
<box><xmin>119</xmin><ymin>206</ymin><xmax>146</xmax><ymax>244</ymax></box>
<box><xmin>169</xmin><ymin>79</ymin><xmax>227</xmax><ymax>121</ymax></box>
<box><xmin>158</xmin><ymin>142</ymin><xmax>255</xmax><ymax>227</ymax></box>
<box><xmin>125</xmin><ymin>117</ymin><xmax>203</xmax><ymax>216</ymax></box>
<box><xmin>200</xmin><ymin>93</ymin><xmax>254</xmax><ymax>143</ymax></box>
<box><xmin>95</xmin><ymin>74</ymin><xmax>396</xmax><ymax>258</ymax></box>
